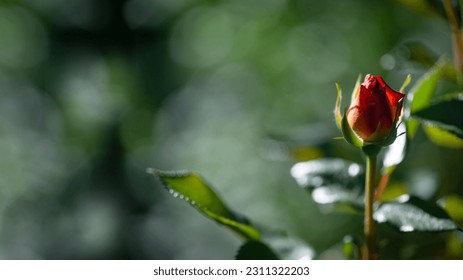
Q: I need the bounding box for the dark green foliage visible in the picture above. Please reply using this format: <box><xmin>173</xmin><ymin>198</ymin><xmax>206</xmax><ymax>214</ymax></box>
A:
<box><xmin>413</xmin><ymin>96</ymin><xmax>463</xmax><ymax>139</ymax></box>
<box><xmin>235</xmin><ymin>241</ymin><xmax>279</xmax><ymax>260</ymax></box>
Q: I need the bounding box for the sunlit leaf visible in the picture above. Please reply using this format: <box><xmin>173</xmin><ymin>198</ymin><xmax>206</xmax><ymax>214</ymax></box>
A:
<box><xmin>290</xmin><ymin>158</ymin><xmax>364</xmax><ymax>208</ymax></box>
<box><xmin>235</xmin><ymin>241</ymin><xmax>279</xmax><ymax>260</ymax></box>
<box><xmin>413</xmin><ymin>95</ymin><xmax>463</xmax><ymax>140</ymax></box>
<box><xmin>374</xmin><ymin>195</ymin><xmax>459</xmax><ymax>232</ymax></box>
<box><xmin>378</xmin><ymin>183</ymin><xmax>408</xmax><ymax>202</ymax></box>
<box><xmin>406</xmin><ymin>61</ymin><xmax>444</xmax><ymax>138</ymax></box>
<box><xmin>438</xmin><ymin>195</ymin><xmax>463</xmax><ymax>223</ymax></box>
<box><xmin>423</xmin><ymin>125</ymin><xmax>463</xmax><ymax>148</ymax></box>
<box><xmin>342</xmin><ymin>235</ymin><xmax>361</xmax><ymax>260</ymax></box>
<box><xmin>149</xmin><ymin>169</ymin><xmax>261</xmax><ymax>241</ymax></box>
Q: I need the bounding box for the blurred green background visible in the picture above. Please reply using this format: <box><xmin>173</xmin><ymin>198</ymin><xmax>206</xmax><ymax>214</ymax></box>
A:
<box><xmin>0</xmin><ymin>0</ymin><xmax>462</xmax><ymax>259</ymax></box>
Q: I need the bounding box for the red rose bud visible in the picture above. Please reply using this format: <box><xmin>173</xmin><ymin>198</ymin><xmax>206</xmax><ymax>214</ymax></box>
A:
<box><xmin>346</xmin><ymin>75</ymin><xmax>405</xmax><ymax>143</ymax></box>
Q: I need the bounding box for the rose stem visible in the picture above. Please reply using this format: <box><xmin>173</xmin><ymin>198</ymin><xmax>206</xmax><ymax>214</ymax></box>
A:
<box><xmin>443</xmin><ymin>0</ymin><xmax>463</xmax><ymax>73</ymax></box>
<box><xmin>364</xmin><ymin>151</ymin><xmax>378</xmax><ymax>260</ymax></box>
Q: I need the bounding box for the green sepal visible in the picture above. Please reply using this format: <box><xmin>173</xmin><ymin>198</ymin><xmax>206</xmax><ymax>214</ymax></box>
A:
<box><xmin>380</xmin><ymin>123</ymin><xmax>399</xmax><ymax>147</ymax></box>
<box><xmin>335</xmin><ymin>83</ymin><xmax>343</xmax><ymax>130</ymax></box>
<box><xmin>350</xmin><ymin>74</ymin><xmax>362</xmax><ymax>103</ymax></box>
<box><xmin>341</xmin><ymin>108</ymin><xmax>364</xmax><ymax>147</ymax></box>
<box><xmin>399</xmin><ymin>74</ymin><xmax>412</xmax><ymax>93</ymax></box>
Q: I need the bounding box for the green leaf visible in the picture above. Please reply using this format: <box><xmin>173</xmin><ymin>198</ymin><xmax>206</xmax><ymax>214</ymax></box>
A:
<box><xmin>411</xmin><ymin>93</ymin><xmax>463</xmax><ymax>148</ymax></box>
<box><xmin>378</xmin><ymin>182</ymin><xmax>408</xmax><ymax>202</ymax></box>
<box><xmin>235</xmin><ymin>241</ymin><xmax>280</xmax><ymax>260</ymax></box>
<box><xmin>423</xmin><ymin>125</ymin><xmax>463</xmax><ymax>148</ymax></box>
<box><xmin>395</xmin><ymin>0</ymin><xmax>443</xmax><ymax>18</ymax></box>
<box><xmin>438</xmin><ymin>195</ymin><xmax>463</xmax><ymax>224</ymax></box>
<box><xmin>412</xmin><ymin>95</ymin><xmax>463</xmax><ymax>139</ymax></box>
<box><xmin>149</xmin><ymin>169</ymin><xmax>261</xmax><ymax>241</ymax></box>
<box><xmin>406</xmin><ymin>61</ymin><xmax>444</xmax><ymax>139</ymax></box>
<box><xmin>342</xmin><ymin>235</ymin><xmax>361</xmax><ymax>260</ymax></box>
<box><xmin>374</xmin><ymin>195</ymin><xmax>459</xmax><ymax>232</ymax></box>
<box><xmin>290</xmin><ymin>159</ymin><xmax>364</xmax><ymax>209</ymax></box>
